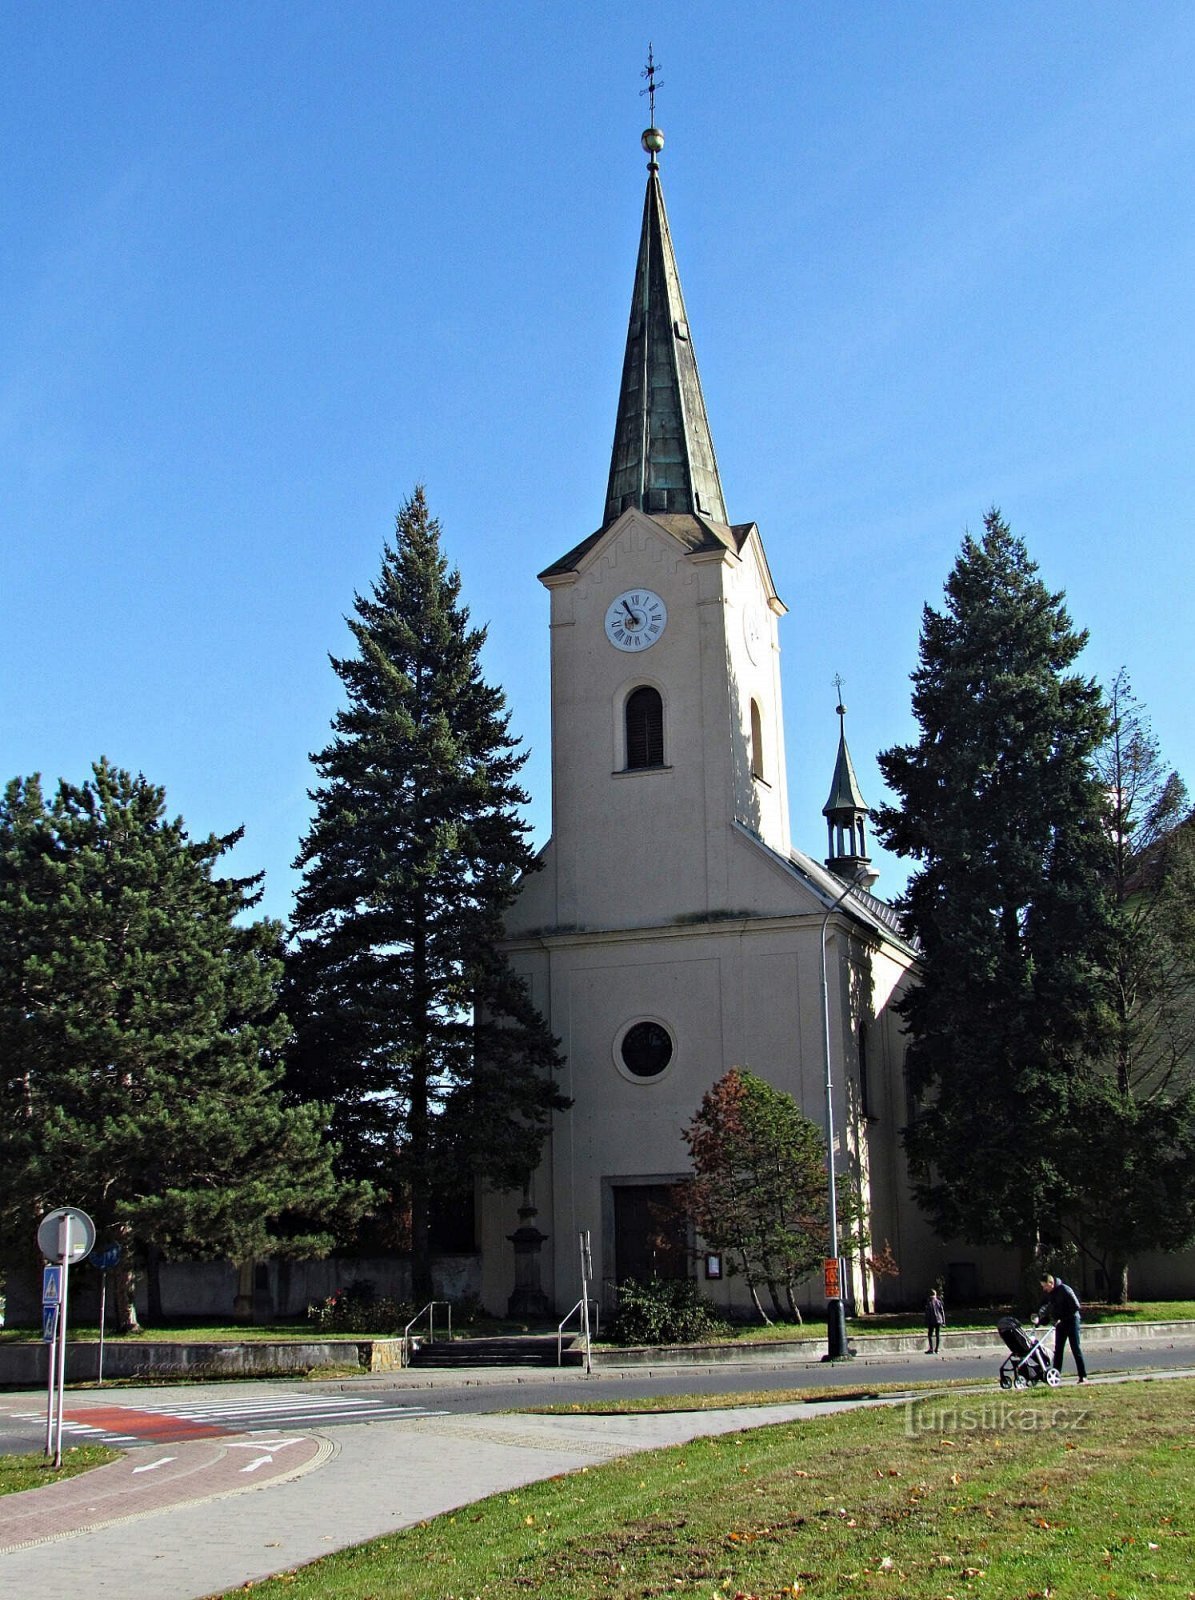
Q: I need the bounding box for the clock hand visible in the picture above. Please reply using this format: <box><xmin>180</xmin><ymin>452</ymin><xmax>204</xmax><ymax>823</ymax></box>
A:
<box><xmin>622</xmin><ymin>600</ymin><xmax>639</xmax><ymax>625</ymax></box>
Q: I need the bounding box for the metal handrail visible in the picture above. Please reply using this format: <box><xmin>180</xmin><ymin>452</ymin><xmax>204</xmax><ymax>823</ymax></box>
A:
<box><xmin>556</xmin><ymin>1297</ymin><xmax>600</xmax><ymax>1365</ymax></box>
<box><xmin>402</xmin><ymin>1300</ymin><xmax>452</xmax><ymax>1367</ymax></box>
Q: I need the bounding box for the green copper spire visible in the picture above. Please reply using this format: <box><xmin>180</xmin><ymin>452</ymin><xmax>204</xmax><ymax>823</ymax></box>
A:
<box><xmin>603</xmin><ymin>122</ymin><xmax>728</xmax><ymax>528</ymax></box>
<box><xmin>823</xmin><ymin>692</ymin><xmax>877</xmax><ymax>885</ymax></box>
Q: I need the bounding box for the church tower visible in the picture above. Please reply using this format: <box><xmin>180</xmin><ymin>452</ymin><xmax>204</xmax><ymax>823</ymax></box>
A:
<box><xmin>525</xmin><ymin>119</ymin><xmax>792</xmax><ymax>934</ymax></box>
<box><xmin>491</xmin><ymin>103</ymin><xmax>921</xmax><ymax>1320</ymax></box>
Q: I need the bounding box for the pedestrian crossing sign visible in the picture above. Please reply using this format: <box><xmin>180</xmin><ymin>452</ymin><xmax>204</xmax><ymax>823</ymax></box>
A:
<box><xmin>43</xmin><ymin>1303</ymin><xmax>58</xmax><ymax>1342</ymax></box>
<box><xmin>42</xmin><ymin>1264</ymin><xmax>62</xmax><ymax>1305</ymax></box>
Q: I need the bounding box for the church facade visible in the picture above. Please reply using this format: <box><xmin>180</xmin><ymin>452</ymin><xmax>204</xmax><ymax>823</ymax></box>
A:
<box><xmin>477</xmin><ymin>123</ymin><xmax>936</xmax><ymax>1319</ymax></box>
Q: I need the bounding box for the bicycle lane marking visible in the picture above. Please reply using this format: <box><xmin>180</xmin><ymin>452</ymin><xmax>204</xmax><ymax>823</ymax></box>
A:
<box><xmin>0</xmin><ymin>1433</ymin><xmax>331</xmax><ymax>1552</ymax></box>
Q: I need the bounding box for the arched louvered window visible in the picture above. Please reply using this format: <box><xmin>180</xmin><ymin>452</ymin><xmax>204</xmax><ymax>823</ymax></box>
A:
<box><xmin>625</xmin><ymin>686</ymin><xmax>664</xmax><ymax>770</ymax></box>
<box><xmin>750</xmin><ymin>700</ymin><xmax>764</xmax><ymax>780</ymax></box>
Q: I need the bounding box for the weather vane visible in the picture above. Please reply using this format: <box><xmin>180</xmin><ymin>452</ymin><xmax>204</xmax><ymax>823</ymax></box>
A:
<box><xmin>640</xmin><ymin>44</ymin><xmax>662</xmax><ymax>126</ymax></box>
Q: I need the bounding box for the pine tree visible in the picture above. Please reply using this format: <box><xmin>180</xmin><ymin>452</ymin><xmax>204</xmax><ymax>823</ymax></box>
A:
<box><xmin>0</xmin><ymin>761</ymin><xmax>353</xmax><ymax>1330</ymax></box>
<box><xmin>1074</xmin><ymin>672</ymin><xmax>1195</xmax><ymax>1298</ymax></box>
<box><xmin>287</xmin><ymin>487</ymin><xmax>565</xmax><ymax>1302</ymax></box>
<box><xmin>876</xmin><ymin>510</ymin><xmax>1113</xmax><ymax>1256</ymax></box>
<box><xmin>1097</xmin><ymin>670</ymin><xmax>1195</xmax><ymax>1102</ymax></box>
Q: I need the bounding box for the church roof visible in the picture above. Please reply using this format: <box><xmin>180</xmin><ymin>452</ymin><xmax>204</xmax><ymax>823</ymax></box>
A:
<box><xmin>602</xmin><ymin>133</ymin><xmax>728</xmax><ymax>529</ymax></box>
<box><xmin>822</xmin><ymin>706</ymin><xmax>869</xmax><ymax>817</ymax></box>
<box><xmin>539</xmin><ymin>511</ymin><xmax>755</xmax><ymax>582</ymax></box>
<box><xmin>785</xmin><ymin>838</ymin><xmax>918</xmax><ymax>955</ymax></box>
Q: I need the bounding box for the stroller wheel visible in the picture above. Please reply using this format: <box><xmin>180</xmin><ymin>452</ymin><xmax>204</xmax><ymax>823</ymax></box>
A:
<box><xmin>999</xmin><ymin>1373</ymin><xmax>1013</xmax><ymax>1390</ymax></box>
<box><xmin>1013</xmin><ymin>1373</ymin><xmax>1029</xmax><ymax>1390</ymax></box>
<box><xmin>1045</xmin><ymin>1367</ymin><xmax>1061</xmax><ymax>1387</ymax></box>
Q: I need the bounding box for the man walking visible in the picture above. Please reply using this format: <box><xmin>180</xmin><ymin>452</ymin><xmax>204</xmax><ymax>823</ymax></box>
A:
<box><xmin>924</xmin><ymin>1287</ymin><xmax>945</xmax><ymax>1353</ymax></box>
<box><xmin>1034</xmin><ymin>1273</ymin><xmax>1088</xmax><ymax>1382</ymax></box>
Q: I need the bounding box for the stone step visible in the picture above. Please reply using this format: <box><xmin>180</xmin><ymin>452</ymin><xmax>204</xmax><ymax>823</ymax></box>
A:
<box><xmin>407</xmin><ymin>1333</ymin><xmax>560</xmax><ymax>1368</ymax></box>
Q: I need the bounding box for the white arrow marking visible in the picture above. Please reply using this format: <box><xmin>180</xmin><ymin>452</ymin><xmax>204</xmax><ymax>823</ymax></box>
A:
<box><xmin>240</xmin><ymin>1455</ymin><xmax>275</xmax><ymax>1473</ymax></box>
<box><xmin>132</xmin><ymin>1456</ymin><xmax>176</xmax><ymax>1473</ymax></box>
<box><xmin>227</xmin><ymin>1438</ymin><xmax>302</xmax><ymax>1451</ymax></box>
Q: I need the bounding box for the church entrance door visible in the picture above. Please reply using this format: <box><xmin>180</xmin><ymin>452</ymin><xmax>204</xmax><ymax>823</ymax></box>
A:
<box><xmin>612</xmin><ymin>1184</ymin><xmax>688</xmax><ymax>1285</ymax></box>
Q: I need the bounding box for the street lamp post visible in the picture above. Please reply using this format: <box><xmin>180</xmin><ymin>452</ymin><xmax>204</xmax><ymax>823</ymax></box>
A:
<box><xmin>820</xmin><ymin>873</ymin><xmax>861</xmax><ymax>1361</ymax></box>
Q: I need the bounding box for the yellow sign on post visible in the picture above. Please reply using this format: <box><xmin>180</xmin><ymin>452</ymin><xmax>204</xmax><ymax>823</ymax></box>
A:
<box><xmin>823</xmin><ymin>1256</ymin><xmax>840</xmax><ymax>1300</ymax></box>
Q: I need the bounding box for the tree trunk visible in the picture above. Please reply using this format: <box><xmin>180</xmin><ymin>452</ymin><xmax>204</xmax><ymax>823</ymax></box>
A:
<box><xmin>1109</xmin><ymin>1261</ymin><xmax>1130</xmax><ymax>1305</ymax></box>
<box><xmin>112</xmin><ymin>1243</ymin><xmax>141</xmax><ymax>1333</ymax></box>
<box><xmin>233</xmin><ymin>1260</ymin><xmax>254</xmax><ymax>1322</ymax></box>
<box><xmin>409</xmin><ymin>906</ymin><xmax>434</xmax><ymax>1307</ymax></box>
<box><xmin>739</xmin><ymin>1257</ymin><xmax>771</xmax><ymax>1324</ymax></box>
<box><xmin>783</xmin><ymin>1280</ymin><xmax>803</xmax><ymax>1324</ymax></box>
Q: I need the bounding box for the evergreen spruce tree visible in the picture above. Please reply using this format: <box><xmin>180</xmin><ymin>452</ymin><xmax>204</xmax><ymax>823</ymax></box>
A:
<box><xmin>0</xmin><ymin>761</ymin><xmax>352</xmax><ymax>1330</ymax></box>
<box><xmin>287</xmin><ymin>487</ymin><xmax>565</xmax><ymax>1301</ymax></box>
<box><xmin>876</xmin><ymin>510</ymin><xmax>1113</xmax><ymax>1258</ymax></box>
<box><xmin>1074</xmin><ymin>672</ymin><xmax>1195</xmax><ymax>1298</ymax></box>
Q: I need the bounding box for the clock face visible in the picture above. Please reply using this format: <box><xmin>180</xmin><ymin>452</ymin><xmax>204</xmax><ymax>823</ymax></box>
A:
<box><xmin>604</xmin><ymin>588</ymin><xmax>667</xmax><ymax>652</ymax></box>
<box><xmin>743</xmin><ymin>606</ymin><xmax>764</xmax><ymax>664</ymax></box>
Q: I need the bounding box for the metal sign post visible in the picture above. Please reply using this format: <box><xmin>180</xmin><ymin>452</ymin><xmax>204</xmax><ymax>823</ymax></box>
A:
<box><xmin>37</xmin><ymin>1207</ymin><xmax>96</xmax><ymax>1468</ymax></box>
<box><xmin>578</xmin><ymin>1231</ymin><xmax>593</xmax><ymax>1376</ymax></box>
<box><xmin>42</xmin><ymin>1297</ymin><xmax>59</xmax><ymax>1458</ymax></box>
<box><xmin>89</xmin><ymin>1244</ymin><xmax>122</xmax><ymax>1387</ymax></box>
<box><xmin>53</xmin><ymin>1216</ymin><xmax>72</xmax><ymax>1467</ymax></box>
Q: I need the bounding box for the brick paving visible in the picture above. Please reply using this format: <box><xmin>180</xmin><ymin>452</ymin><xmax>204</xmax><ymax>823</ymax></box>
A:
<box><xmin>0</xmin><ymin>1432</ymin><xmax>326</xmax><ymax>1551</ymax></box>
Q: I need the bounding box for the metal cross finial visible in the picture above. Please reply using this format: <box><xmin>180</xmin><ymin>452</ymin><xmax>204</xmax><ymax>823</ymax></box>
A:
<box><xmin>833</xmin><ymin>673</ymin><xmax>847</xmax><ymax>716</ymax></box>
<box><xmin>640</xmin><ymin>44</ymin><xmax>662</xmax><ymax>124</ymax></box>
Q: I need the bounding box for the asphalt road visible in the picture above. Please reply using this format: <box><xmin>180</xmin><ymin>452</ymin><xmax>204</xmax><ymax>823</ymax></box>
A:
<box><xmin>350</xmin><ymin>1334</ymin><xmax>1195</xmax><ymax>1414</ymax></box>
<box><xmin>4</xmin><ymin>1332</ymin><xmax>1194</xmax><ymax>1455</ymax></box>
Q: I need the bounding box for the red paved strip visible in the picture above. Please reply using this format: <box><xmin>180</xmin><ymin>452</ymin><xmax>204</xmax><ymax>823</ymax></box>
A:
<box><xmin>63</xmin><ymin>1404</ymin><xmax>229</xmax><ymax>1441</ymax></box>
<box><xmin>0</xmin><ymin>1435</ymin><xmax>325</xmax><ymax>1550</ymax></box>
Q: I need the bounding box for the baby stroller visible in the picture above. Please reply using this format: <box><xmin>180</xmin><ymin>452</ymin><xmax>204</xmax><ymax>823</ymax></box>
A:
<box><xmin>996</xmin><ymin>1315</ymin><xmax>1061</xmax><ymax>1389</ymax></box>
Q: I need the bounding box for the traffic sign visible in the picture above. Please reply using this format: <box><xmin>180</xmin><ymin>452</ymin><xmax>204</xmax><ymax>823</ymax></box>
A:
<box><xmin>37</xmin><ymin>1207</ymin><xmax>97</xmax><ymax>1264</ymax></box>
<box><xmin>89</xmin><ymin>1243</ymin><xmax>122</xmax><ymax>1271</ymax></box>
<box><xmin>42</xmin><ymin>1265</ymin><xmax>62</xmax><ymax>1305</ymax></box>
<box><xmin>42</xmin><ymin>1304</ymin><xmax>58</xmax><ymax>1343</ymax></box>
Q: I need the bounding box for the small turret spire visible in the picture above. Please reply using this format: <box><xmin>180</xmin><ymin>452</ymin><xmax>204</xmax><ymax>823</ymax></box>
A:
<box><xmin>603</xmin><ymin>51</ymin><xmax>728</xmax><ymax>528</ymax></box>
<box><xmin>823</xmin><ymin>683</ymin><xmax>878</xmax><ymax>887</ymax></box>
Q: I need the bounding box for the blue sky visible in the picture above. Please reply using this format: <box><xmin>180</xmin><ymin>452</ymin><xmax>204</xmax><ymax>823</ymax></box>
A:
<box><xmin>4</xmin><ymin>3</ymin><xmax>1193</xmax><ymax>921</ymax></box>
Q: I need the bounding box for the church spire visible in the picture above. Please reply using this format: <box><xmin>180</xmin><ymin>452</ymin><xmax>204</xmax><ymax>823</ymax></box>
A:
<box><xmin>603</xmin><ymin>80</ymin><xmax>728</xmax><ymax>528</ymax></box>
<box><xmin>823</xmin><ymin>688</ymin><xmax>878</xmax><ymax>887</ymax></box>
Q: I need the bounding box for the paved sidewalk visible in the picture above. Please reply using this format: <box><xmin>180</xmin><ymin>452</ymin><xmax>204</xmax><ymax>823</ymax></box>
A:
<box><xmin>3</xmin><ymin>1357</ymin><xmax>1191</xmax><ymax>1600</ymax></box>
<box><xmin>0</xmin><ymin>1394</ymin><xmax>894</xmax><ymax>1600</ymax></box>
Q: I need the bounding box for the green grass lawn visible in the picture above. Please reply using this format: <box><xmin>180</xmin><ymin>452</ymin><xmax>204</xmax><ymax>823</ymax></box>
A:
<box><xmin>0</xmin><ymin>1320</ymin><xmax>364</xmax><ymax>1344</ymax></box>
<box><xmin>589</xmin><ymin>1300</ymin><xmax>1195</xmax><ymax>1348</ymax></box>
<box><xmin>519</xmin><ymin>1378</ymin><xmax>1052</xmax><ymax>1417</ymax></box>
<box><xmin>0</xmin><ymin>1445</ymin><xmax>120</xmax><ymax>1496</ymax></box>
<box><xmin>212</xmin><ymin>1376</ymin><xmax>1195</xmax><ymax>1599</ymax></box>
<box><xmin>846</xmin><ymin>1301</ymin><xmax>1195</xmax><ymax>1335</ymax></box>
<box><xmin>2</xmin><ymin>1301</ymin><xmax>1191</xmax><ymax>1346</ymax></box>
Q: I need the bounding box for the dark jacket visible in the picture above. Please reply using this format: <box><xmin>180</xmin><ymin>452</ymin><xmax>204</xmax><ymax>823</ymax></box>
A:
<box><xmin>926</xmin><ymin>1292</ymin><xmax>945</xmax><ymax>1326</ymax></box>
<box><xmin>1037</xmin><ymin>1279</ymin><xmax>1082</xmax><ymax>1325</ymax></box>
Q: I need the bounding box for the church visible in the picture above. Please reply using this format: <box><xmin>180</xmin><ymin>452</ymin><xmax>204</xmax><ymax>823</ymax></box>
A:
<box><xmin>477</xmin><ymin>117</ymin><xmax>935</xmax><ymax>1320</ymax></box>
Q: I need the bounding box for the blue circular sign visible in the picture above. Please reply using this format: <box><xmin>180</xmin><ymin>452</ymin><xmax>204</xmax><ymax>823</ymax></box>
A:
<box><xmin>89</xmin><ymin>1244</ymin><xmax>122</xmax><ymax>1271</ymax></box>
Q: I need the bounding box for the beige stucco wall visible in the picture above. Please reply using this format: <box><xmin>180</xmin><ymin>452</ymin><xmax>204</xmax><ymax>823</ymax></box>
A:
<box><xmin>526</xmin><ymin>510</ymin><xmax>790</xmax><ymax>934</ymax></box>
<box><xmin>484</xmin><ymin>837</ymin><xmax>921</xmax><ymax>1317</ymax></box>
<box><xmin>482</xmin><ymin>505</ymin><xmax>928</xmax><ymax>1319</ymax></box>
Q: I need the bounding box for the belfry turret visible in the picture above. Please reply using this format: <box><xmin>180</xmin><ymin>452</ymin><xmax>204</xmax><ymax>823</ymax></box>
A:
<box><xmin>823</xmin><ymin>697</ymin><xmax>878</xmax><ymax>887</ymax></box>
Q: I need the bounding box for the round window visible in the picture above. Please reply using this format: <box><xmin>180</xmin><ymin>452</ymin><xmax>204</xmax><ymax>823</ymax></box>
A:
<box><xmin>619</xmin><ymin>1020</ymin><xmax>674</xmax><ymax>1079</ymax></box>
